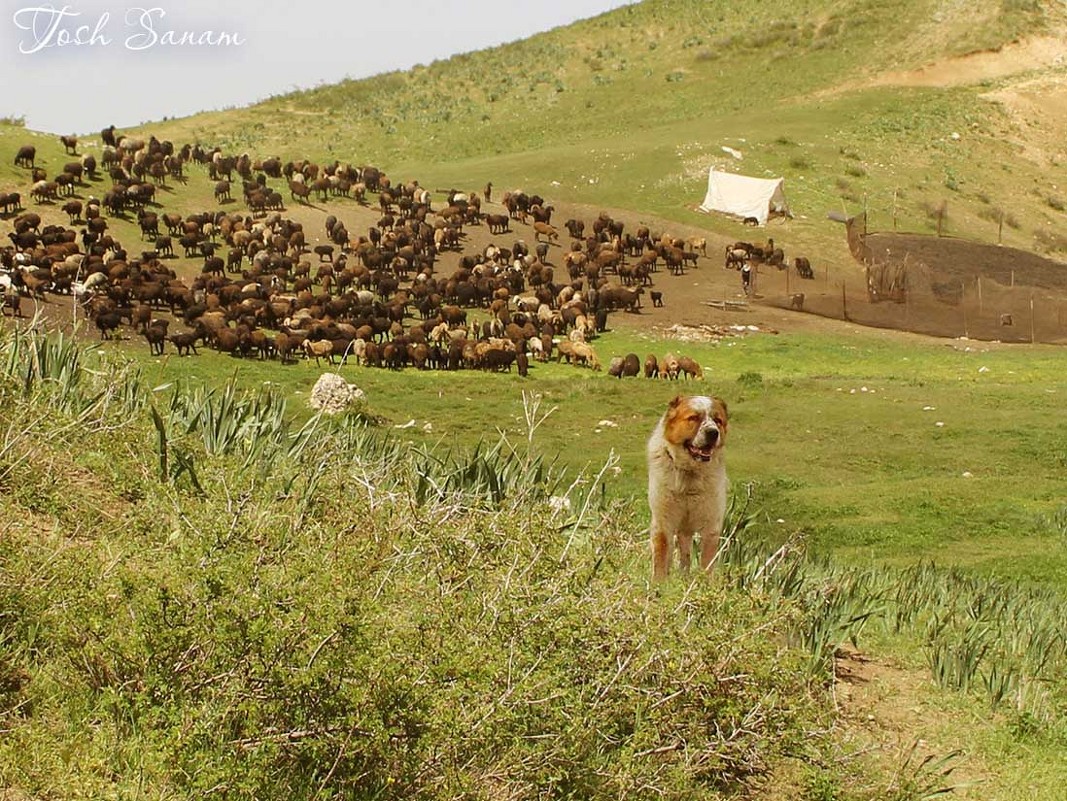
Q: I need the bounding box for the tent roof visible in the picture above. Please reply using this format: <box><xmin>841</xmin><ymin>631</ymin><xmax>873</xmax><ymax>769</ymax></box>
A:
<box><xmin>699</xmin><ymin>168</ymin><xmax>787</xmax><ymax>226</ymax></box>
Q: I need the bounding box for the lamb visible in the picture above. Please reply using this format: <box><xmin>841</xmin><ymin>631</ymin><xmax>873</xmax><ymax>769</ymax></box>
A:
<box><xmin>60</xmin><ymin>135</ymin><xmax>78</xmax><ymax>155</ymax></box>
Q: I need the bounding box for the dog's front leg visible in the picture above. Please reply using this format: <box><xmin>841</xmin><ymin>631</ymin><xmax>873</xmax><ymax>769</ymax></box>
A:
<box><xmin>675</xmin><ymin>531</ymin><xmax>694</xmax><ymax>574</ymax></box>
<box><xmin>651</xmin><ymin>527</ymin><xmax>671</xmax><ymax>581</ymax></box>
<box><xmin>699</xmin><ymin>529</ymin><xmax>722</xmax><ymax>572</ymax></box>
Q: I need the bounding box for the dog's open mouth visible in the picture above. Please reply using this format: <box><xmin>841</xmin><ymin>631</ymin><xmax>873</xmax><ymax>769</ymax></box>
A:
<box><xmin>685</xmin><ymin>441</ymin><xmax>715</xmax><ymax>461</ymax></box>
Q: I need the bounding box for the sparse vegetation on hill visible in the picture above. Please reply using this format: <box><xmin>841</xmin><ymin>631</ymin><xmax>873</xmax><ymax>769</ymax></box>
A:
<box><xmin>124</xmin><ymin>0</ymin><xmax>1066</xmax><ymax>262</ymax></box>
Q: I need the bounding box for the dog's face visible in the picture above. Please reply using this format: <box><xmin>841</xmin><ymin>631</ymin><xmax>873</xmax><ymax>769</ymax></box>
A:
<box><xmin>663</xmin><ymin>395</ymin><xmax>728</xmax><ymax>462</ymax></box>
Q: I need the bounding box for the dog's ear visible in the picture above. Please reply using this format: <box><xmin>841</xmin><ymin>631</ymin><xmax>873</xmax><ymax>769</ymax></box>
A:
<box><xmin>713</xmin><ymin>397</ymin><xmax>729</xmax><ymax>427</ymax></box>
<box><xmin>668</xmin><ymin>395</ymin><xmax>684</xmax><ymax>410</ymax></box>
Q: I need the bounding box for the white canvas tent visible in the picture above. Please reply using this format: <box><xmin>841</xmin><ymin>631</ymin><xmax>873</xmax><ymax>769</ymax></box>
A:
<box><xmin>699</xmin><ymin>168</ymin><xmax>788</xmax><ymax>226</ymax></box>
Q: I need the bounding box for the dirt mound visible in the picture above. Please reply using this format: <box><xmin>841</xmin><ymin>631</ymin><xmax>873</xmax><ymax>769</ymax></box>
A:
<box><xmin>868</xmin><ymin>36</ymin><xmax>1067</xmax><ymax>90</ymax></box>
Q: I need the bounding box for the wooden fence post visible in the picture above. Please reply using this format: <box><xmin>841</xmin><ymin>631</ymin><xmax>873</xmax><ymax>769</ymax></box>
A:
<box><xmin>1030</xmin><ymin>294</ymin><xmax>1036</xmax><ymax>344</ymax></box>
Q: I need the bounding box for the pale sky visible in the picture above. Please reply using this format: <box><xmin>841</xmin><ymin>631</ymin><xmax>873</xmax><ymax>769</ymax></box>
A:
<box><xmin>2</xmin><ymin>0</ymin><xmax>635</xmax><ymax>134</ymax></box>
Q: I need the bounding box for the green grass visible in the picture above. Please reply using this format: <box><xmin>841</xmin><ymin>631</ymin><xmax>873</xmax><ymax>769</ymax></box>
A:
<box><xmin>111</xmin><ymin>322</ymin><xmax>1066</xmax><ymax>588</ymax></box>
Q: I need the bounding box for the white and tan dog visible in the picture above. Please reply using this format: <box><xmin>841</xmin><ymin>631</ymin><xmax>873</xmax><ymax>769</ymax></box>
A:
<box><xmin>647</xmin><ymin>395</ymin><xmax>729</xmax><ymax>581</ymax></box>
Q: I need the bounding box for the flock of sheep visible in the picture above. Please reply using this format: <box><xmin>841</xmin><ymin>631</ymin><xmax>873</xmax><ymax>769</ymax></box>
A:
<box><xmin>0</xmin><ymin>126</ymin><xmax>792</xmax><ymax>381</ymax></box>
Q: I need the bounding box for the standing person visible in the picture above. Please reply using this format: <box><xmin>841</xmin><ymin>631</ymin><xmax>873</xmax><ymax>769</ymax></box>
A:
<box><xmin>741</xmin><ymin>261</ymin><xmax>753</xmax><ymax>296</ymax></box>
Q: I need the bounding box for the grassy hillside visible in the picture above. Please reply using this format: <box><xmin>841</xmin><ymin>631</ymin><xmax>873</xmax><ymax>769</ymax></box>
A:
<box><xmin>126</xmin><ymin>0</ymin><xmax>1066</xmax><ymax>260</ymax></box>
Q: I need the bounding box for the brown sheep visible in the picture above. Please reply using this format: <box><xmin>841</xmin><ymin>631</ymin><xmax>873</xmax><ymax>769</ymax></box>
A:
<box><xmin>168</xmin><ymin>331</ymin><xmax>199</xmax><ymax>356</ymax></box>
<box><xmin>571</xmin><ymin>341</ymin><xmax>601</xmax><ymax>370</ymax></box>
<box><xmin>303</xmin><ymin>338</ymin><xmax>335</xmax><ymax>365</ymax></box>
<box><xmin>214</xmin><ymin>181</ymin><xmax>232</xmax><ymax>203</ymax></box>
<box><xmin>661</xmin><ymin>352</ymin><xmax>680</xmax><ymax>380</ymax></box>
<box><xmin>486</xmin><ymin>214</ymin><xmax>510</xmax><ymax>234</ymax></box>
<box><xmin>14</xmin><ymin>145</ymin><xmax>35</xmax><ymax>168</ymax></box>
<box><xmin>644</xmin><ymin>353</ymin><xmax>659</xmax><ymax>378</ymax></box>
<box><xmin>677</xmin><ymin>356</ymin><xmax>703</xmax><ymax>380</ymax></box>
<box><xmin>533</xmin><ymin>222</ymin><xmax>559</xmax><ymax>243</ymax></box>
<box><xmin>144</xmin><ymin>321</ymin><xmax>169</xmax><ymax>356</ymax></box>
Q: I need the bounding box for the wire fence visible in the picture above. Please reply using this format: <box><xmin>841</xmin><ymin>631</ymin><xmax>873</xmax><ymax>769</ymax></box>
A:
<box><xmin>758</xmin><ymin>215</ymin><xmax>1067</xmax><ymax>344</ymax></box>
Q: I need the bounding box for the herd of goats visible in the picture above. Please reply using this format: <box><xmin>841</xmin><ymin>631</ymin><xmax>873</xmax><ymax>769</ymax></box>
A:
<box><xmin>1</xmin><ymin>128</ymin><xmax>815</xmax><ymax>378</ymax></box>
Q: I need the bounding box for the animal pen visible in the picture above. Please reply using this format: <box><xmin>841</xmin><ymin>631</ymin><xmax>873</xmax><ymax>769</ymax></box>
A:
<box><xmin>762</xmin><ymin>214</ymin><xmax>1067</xmax><ymax>344</ymax></box>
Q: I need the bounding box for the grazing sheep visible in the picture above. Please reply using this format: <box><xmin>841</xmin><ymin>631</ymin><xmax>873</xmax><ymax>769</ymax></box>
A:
<box><xmin>303</xmin><ymin>338</ymin><xmax>335</xmax><ymax>365</ymax></box>
<box><xmin>95</xmin><ymin>311</ymin><xmax>122</xmax><ymax>339</ymax></box>
<box><xmin>622</xmin><ymin>353</ymin><xmax>641</xmax><ymax>377</ymax></box>
<box><xmin>214</xmin><ymin>181</ymin><xmax>232</xmax><ymax>203</ymax></box>
<box><xmin>650</xmin><ymin>290</ymin><xmax>663</xmax><ymax>308</ymax></box>
<box><xmin>60</xmin><ymin>135</ymin><xmax>78</xmax><ymax>154</ymax></box>
<box><xmin>661</xmin><ymin>352</ymin><xmax>680</xmax><ymax>380</ymax></box>
<box><xmin>790</xmin><ymin>293</ymin><xmax>805</xmax><ymax>310</ymax></box>
<box><xmin>571</xmin><ymin>341</ymin><xmax>601</xmax><ymax>370</ymax></box>
<box><xmin>677</xmin><ymin>356</ymin><xmax>703</xmax><ymax>380</ymax></box>
<box><xmin>14</xmin><ymin>145</ymin><xmax>35</xmax><ymax>168</ymax></box>
<box><xmin>2</xmin><ymin>286</ymin><xmax>22</xmax><ymax>317</ymax></box>
<box><xmin>686</xmin><ymin>236</ymin><xmax>707</xmax><ymax>256</ymax></box>
<box><xmin>794</xmin><ymin>256</ymin><xmax>814</xmax><ymax>279</ymax></box>
<box><xmin>169</xmin><ymin>331</ymin><xmax>199</xmax><ymax>356</ymax></box>
<box><xmin>486</xmin><ymin>214</ymin><xmax>510</xmax><ymax>234</ymax></box>
<box><xmin>644</xmin><ymin>353</ymin><xmax>659</xmax><ymax>379</ymax></box>
<box><xmin>144</xmin><ymin>321</ymin><xmax>169</xmax><ymax>356</ymax></box>
<box><xmin>62</xmin><ymin>199</ymin><xmax>83</xmax><ymax>224</ymax></box>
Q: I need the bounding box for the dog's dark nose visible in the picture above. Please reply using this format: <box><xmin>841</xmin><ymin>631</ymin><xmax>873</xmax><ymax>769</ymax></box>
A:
<box><xmin>705</xmin><ymin>428</ymin><xmax>719</xmax><ymax>445</ymax></box>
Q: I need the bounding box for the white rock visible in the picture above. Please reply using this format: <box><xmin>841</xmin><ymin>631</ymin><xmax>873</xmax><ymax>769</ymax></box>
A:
<box><xmin>308</xmin><ymin>373</ymin><xmax>365</xmax><ymax>415</ymax></box>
